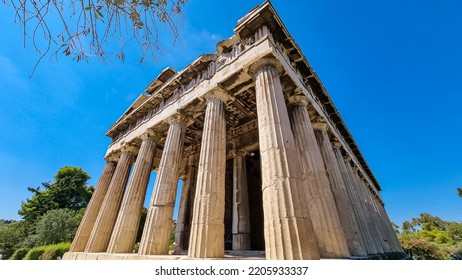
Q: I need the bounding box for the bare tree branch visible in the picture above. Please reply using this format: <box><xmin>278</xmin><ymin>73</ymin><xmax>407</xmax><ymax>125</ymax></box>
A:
<box><xmin>2</xmin><ymin>0</ymin><xmax>187</xmax><ymax>77</ymax></box>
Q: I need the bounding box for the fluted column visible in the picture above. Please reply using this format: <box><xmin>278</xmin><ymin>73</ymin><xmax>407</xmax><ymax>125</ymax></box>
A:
<box><xmin>232</xmin><ymin>151</ymin><xmax>251</xmax><ymax>251</ymax></box>
<box><xmin>313</xmin><ymin>123</ymin><xmax>366</xmax><ymax>256</ymax></box>
<box><xmin>375</xmin><ymin>198</ymin><xmax>403</xmax><ymax>252</ymax></box>
<box><xmin>369</xmin><ymin>188</ymin><xmax>392</xmax><ymax>254</ymax></box>
<box><xmin>334</xmin><ymin>148</ymin><xmax>376</xmax><ymax>255</ymax></box>
<box><xmin>188</xmin><ymin>91</ymin><xmax>228</xmax><ymax>258</ymax></box>
<box><xmin>343</xmin><ymin>157</ymin><xmax>381</xmax><ymax>254</ymax></box>
<box><xmin>352</xmin><ymin>167</ymin><xmax>386</xmax><ymax>254</ymax></box>
<box><xmin>174</xmin><ymin>154</ymin><xmax>198</xmax><ymax>254</ymax></box>
<box><xmin>354</xmin><ymin>172</ymin><xmax>390</xmax><ymax>253</ymax></box>
<box><xmin>347</xmin><ymin>158</ymin><xmax>382</xmax><ymax>254</ymax></box>
<box><xmin>249</xmin><ymin>58</ymin><xmax>319</xmax><ymax>260</ymax></box>
<box><xmin>85</xmin><ymin>146</ymin><xmax>135</xmax><ymax>252</ymax></box>
<box><xmin>288</xmin><ymin>95</ymin><xmax>349</xmax><ymax>259</ymax></box>
<box><xmin>139</xmin><ymin>115</ymin><xmax>186</xmax><ymax>255</ymax></box>
<box><xmin>368</xmin><ymin>190</ymin><xmax>394</xmax><ymax>253</ymax></box>
<box><xmin>69</xmin><ymin>159</ymin><xmax>117</xmax><ymax>252</ymax></box>
<box><xmin>107</xmin><ymin>131</ymin><xmax>158</xmax><ymax>253</ymax></box>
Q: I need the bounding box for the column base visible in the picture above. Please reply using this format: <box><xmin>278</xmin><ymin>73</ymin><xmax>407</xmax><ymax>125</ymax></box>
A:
<box><xmin>232</xmin><ymin>234</ymin><xmax>251</xmax><ymax>251</ymax></box>
<box><xmin>62</xmin><ymin>251</ymin><xmax>266</xmax><ymax>260</ymax></box>
<box><xmin>62</xmin><ymin>251</ymin><xmax>410</xmax><ymax>260</ymax></box>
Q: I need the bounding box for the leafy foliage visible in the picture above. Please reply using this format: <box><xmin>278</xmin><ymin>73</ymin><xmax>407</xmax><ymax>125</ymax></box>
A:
<box><xmin>17</xmin><ymin>183</ymin><xmax>54</xmax><ymax>223</ymax></box>
<box><xmin>22</xmin><ymin>242</ymin><xmax>71</xmax><ymax>260</ymax></box>
<box><xmin>41</xmin><ymin>243</ymin><xmax>71</xmax><ymax>260</ymax></box>
<box><xmin>169</xmin><ymin>220</ymin><xmax>176</xmax><ymax>252</ymax></box>
<box><xmin>0</xmin><ymin>219</ymin><xmax>16</xmax><ymax>226</ymax></box>
<box><xmin>0</xmin><ymin>220</ymin><xmax>30</xmax><ymax>259</ymax></box>
<box><xmin>18</xmin><ymin>166</ymin><xmax>93</xmax><ymax>223</ymax></box>
<box><xmin>2</xmin><ymin>0</ymin><xmax>188</xmax><ymax>76</ymax></box>
<box><xmin>24</xmin><ymin>246</ymin><xmax>47</xmax><ymax>260</ymax></box>
<box><xmin>0</xmin><ymin>166</ymin><xmax>91</xmax><ymax>259</ymax></box>
<box><xmin>34</xmin><ymin>209</ymin><xmax>81</xmax><ymax>246</ymax></box>
<box><xmin>458</xmin><ymin>188</ymin><xmax>462</xmax><ymax>198</ymax></box>
<box><xmin>23</xmin><ymin>245</ymin><xmax>47</xmax><ymax>260</ymax></box>
<box><xmin>10</xmin><ymin>247</ymin><xmax>29</xmax><ymax>260</ymax></box>
<box><xmin>398</xmin><ymin>213</ymin><xmax>462</xmax><ymax>260</ymax></box>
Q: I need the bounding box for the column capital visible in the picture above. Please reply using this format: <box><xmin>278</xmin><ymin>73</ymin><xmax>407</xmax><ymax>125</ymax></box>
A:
<box><xmin>248</xmin><ymin>57</ymin><xmax>284</xmax><ymax>79</ymax></box>
<box><xmin>121</xmin><ymin>144</ymin><xmax>138</xmax><ymax>155</ymax></box>
<box><xmin>312</xmin><ymin>122</ymin><xmax>328</xmax><ymax>131</ymax></box>
<box><xmin>201</xmin><ymin>89</ymin><xmax>234</xmax><ymax>104</ymax></box>
<box><xmin>104</xmin><ymin>153</ymin><xmax>120</xmax><ymax>162</ymax></box>
<box><xmin>343</xmin><ymin>155</ymin><xmax>352</xmax><ymax>161</ymax></box>
<box><xmin>167</xmin><ymin>112</ymin><xmax>187</xmax><ymax>126</ymax></box>
<box><xmin>231</xmin><ymin>149</ymin><xmax>248</xmax><ymax>158</ymax></box>
<box><xmin>352</xmin><ymin>166</ymin><xmax>359</xmax><ymax>172</ymax></box>
<box><xmin>140</xmin><ymin>128</ymin><xmax>161</xmax><ymax>142</ymax></box>
<box><xmin>288</xmin><ymin>94</ymin><xmax>310</xmax><ymax>107</ymax></box>
<box><xmin>332</xmin><ymin>142</ymin><xmax>342</xmax><ymax>149</ymax></box>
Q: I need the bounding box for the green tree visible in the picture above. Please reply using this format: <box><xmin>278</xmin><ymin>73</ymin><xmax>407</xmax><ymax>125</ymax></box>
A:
<box><xmin>34</xmin><ymin>209</ymin><xmax>81</xmax><ymax>246</ymax></box>
<box><xmin>18</xmin><ymin>166</ymin><xmax>93</xmax><ymax>223</ymax></box>
<box><xmin>0</xmin><ymin>219</ymin><xmax>15</xmax><ymax>226</ymax></box>
<box><xmin>49</xmin><ymin>166</ymin><xmax>93</xmax><ymax>210</ymax></box>
<box><xmin>398</xmin><ymin>213</ymin><xmax>462</xmax><ymax>260</ymax></box>
<box><xmin>0</xmin><ymin>220</ymin><xmax>29</xmax><ymax>260</ymax></box>
<box><xmin>17</xmin><ymin>183</ymin><xmax>55</xmax><ymax>223</ymax></box>
<box><xmin>458</xmin><ymin>188</ymin><xmax>462</xmax><ymax>198</ymax></box>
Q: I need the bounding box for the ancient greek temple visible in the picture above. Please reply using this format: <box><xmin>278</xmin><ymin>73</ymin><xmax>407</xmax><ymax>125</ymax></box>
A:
<box><xmin>64</xmin><ymin>1</ymin><xmax>404</xmax><ymax>260</ymax></box>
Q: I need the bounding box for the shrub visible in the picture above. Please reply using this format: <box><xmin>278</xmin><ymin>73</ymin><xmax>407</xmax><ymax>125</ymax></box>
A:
<box><xmin>24</xmin><ymin>245</ymin><xmax>47</xmax><ymax>260</ymax></box>
<box><xmin>43</xmin><ymin>243</ymin><xmax>71</xmax><ymax>260</ymax></box>
<box><xmin>23</xmin><ymin>243</ymin><xmax>71</xmax><ymax>260</ymax></box>
<box><xmin>41</xmin><ymin>247</ymin><xmax>57</xmax><ymax>260</ymax></box>
<box><xmin>10</xmin><ymin>247</ymin><xmax>29</xmax><ymax>260</ymax></box>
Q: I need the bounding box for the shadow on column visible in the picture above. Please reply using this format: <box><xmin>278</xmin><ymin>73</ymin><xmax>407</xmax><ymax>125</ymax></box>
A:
<box><xmin>246</xmin><ymin>151</ymin><xmax>265</xmax><ymax>251</ymax></box>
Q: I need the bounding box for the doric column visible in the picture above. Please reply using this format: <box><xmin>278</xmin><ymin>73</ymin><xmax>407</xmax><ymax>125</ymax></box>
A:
<box><xmin>106</xmin><ymin>131</ymin><xmax>158</xmax><ymax>253</ymax></box>
<box><xmin>249</xmin><ymin>58</ymin><xmax>319</xmax><ymax>260</ymax></box>
<box><xmin>334</xmin><ymin>148</ymin><xmax>376</xmax><ymax>255</ymax></box>
<box><xmin>85</xmin><ymin>146</ymin><xmax>136</xmax><ymax>252</ymax></box>
<box><xmin>139</xmin><ymin>114</ymin><xmax>186</xmax><ymax>255</ymax></box>
<box><xmin>348</xmin><ymin>159</ymin><xmax>383</xmax><ymax>254</ymax></box>
<box><xmin>287</xmin><ymin>94</ymin><xmax>349</xmax><ymax>259</ymax></box>
<box><xmin>353</xmin><ymin>173</ymin><xmax>390</xmax><ymax>253</ymax></box>
<box><xmin>368</xmin><ymin>189</ymin><xmax>393</xmax><ymax>253</ymax></box>
<box><xmin>232</xmin><ymin>150</ymin><xmax>251</xmax><ymax>251</ymax></box>
<box><xmin>188</xmin><ymin>91</ymin><xmax>228</xmax><ymax>258</ymax></box>
<box><xmin>344</xmin><ymin>159</ymin><xmax>381</xmax><ymax>254</ymax></box>
<box><xmin>375</xmin><ymin>198</ymin><xmax>403</xmax><ymax>252</ymax></box>
<box><xmin>69</xmin><ymin>159</ymin><xmax>117</xmax><ymax>252</ymax></box>
<box><xmin>174</xmin><ymin>154</ymin><xmax>198</xmax><ymax>254</ymax></box>
<box><xmin>313</xmin><ymin>123</ymin><xmax>366</xmax><ymax>256</ymax></box>
<box><xmin>352</xmin><ymin>167</ymin><xmax>387</xmax><ymax>254</ymax></box>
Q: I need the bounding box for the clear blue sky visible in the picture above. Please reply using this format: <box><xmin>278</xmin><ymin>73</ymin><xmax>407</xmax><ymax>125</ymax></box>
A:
<box><xmin>0</xmin><ymin>0</ymin><xmax>461</xmax><ymax>228</ymax></box>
